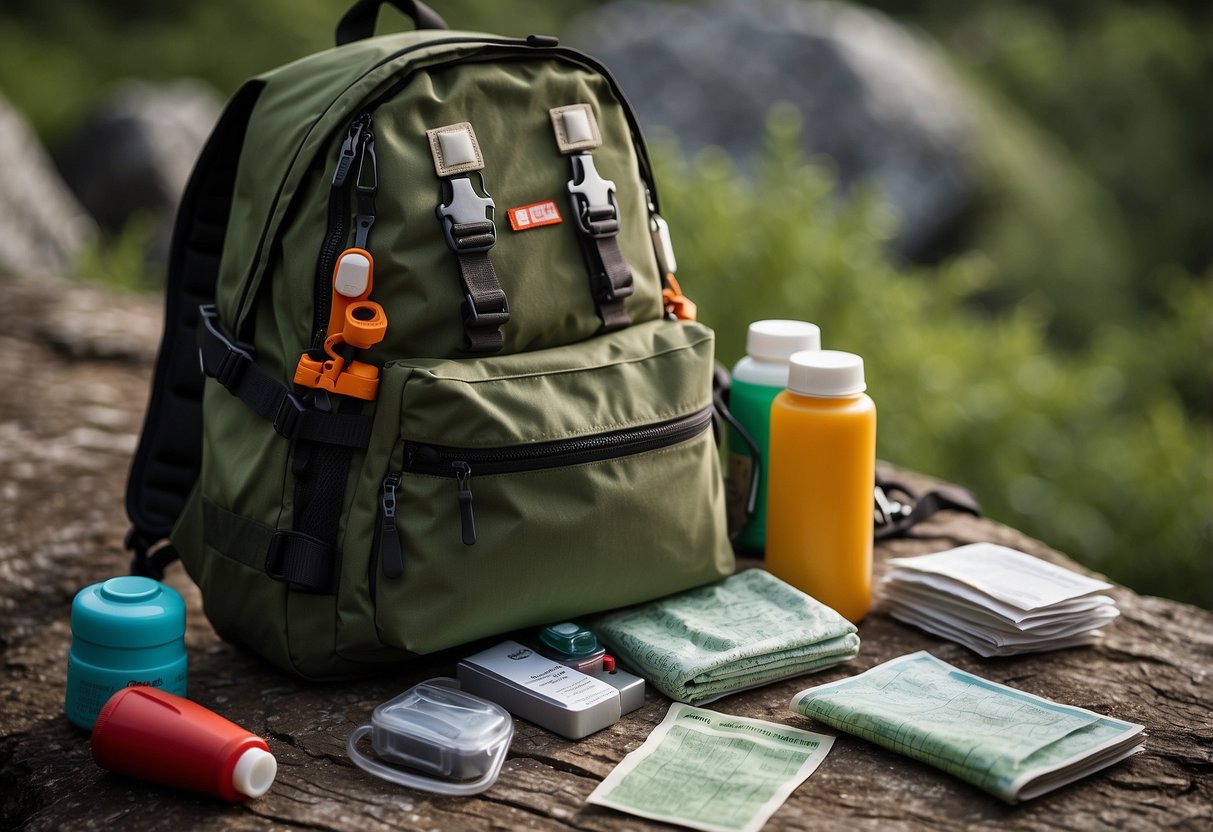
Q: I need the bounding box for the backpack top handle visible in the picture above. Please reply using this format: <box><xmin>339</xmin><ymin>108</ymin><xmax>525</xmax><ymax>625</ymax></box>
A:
<box><xmin>336</xmin><ymin>0</ymin><xmax>448</xmax><ymax>46</ymax></box>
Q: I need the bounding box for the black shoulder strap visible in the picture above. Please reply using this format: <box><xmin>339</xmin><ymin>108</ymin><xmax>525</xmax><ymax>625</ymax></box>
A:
<box><xmin>710</xmin><ymin>362</ymin><xmax>763</xmax><ymax>543</ymax></box>
<box><xmin>124</xmin><ymin>81</ymin><xmax>266</xmax><ymax>579</ymax></box>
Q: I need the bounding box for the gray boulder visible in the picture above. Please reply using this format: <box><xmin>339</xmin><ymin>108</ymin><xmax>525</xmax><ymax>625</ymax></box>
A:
<box><xmin>568</xmin><ymin>0</ymin><xmax>978</xmax><ymax>259</ymax></box>
<box><xmin>56</xmin><ymin>79</ymin><xmax>222</xmax><ymax>266</ymax></box>
<box><xmin>0</xmin><ymin>93</ymin><xmax>97</xmax><ymax>278</ymax></box>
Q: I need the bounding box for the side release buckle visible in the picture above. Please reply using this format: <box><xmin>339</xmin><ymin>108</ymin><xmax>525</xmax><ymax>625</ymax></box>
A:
<box><xmin>568</xmin><ymin>154</ymin><xmax>619</xmax><ymax>238</ymax></box>
<box><xmin>198</xmin><ymin>304</ymin><xmax>254</xmax><ymax>390</ymax></box>
<box><xmin>272</xmin><ymin>393</ymin><xmax>307</xmax><ymax>440</ymax></box>
<box><xmin>437</xmin><ymin>176</ymin><xmax>497</xmax><ymax>253</ymax></box>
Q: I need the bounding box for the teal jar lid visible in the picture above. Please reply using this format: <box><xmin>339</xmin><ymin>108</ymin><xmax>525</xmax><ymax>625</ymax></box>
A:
<box><xmin>71</xmin><ymin>577</ymin><xmax>185</xmax><ymax>649</ymax></box>
<box><xmin>538</xmin><ymin>622</ymin><xmax>598</xmax><ymax>658</ymax></box>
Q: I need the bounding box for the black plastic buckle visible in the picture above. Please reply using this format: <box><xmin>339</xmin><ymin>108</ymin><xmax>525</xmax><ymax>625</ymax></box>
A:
<box><xmin>213</xmin><ymin>344</ymin><xmax>249</xmax><ymax>389</ymax></box>
<box><xmin>264</xmin><ymin>532</ymin><xmax>292</xmax><ymax>582</ymax></box>
<box><xmin>272</xmin><ymin>393</ymin><xmax>307</xmax><ymax>440</ymax></box>
<box><xmin>125</xmin><ymin>527</ymin><xmax>176</xmax><ymax>580</ymax></box>
<box><xmin>463</xmin><ymin>291</ymin><xmax>511</xmax><ymax>330</ymax></box>
<box><xmin>437</xmin><ymin>176</ymin><xmax>496</xmax><ymax>253</ymax></box>
<box><xmin>199</xmin><ymin>304</ymin><xmax>253</xmax><ymax>390</ymax></box>
<box><xmin>125</xmin><ymin>526</ymin><xmax>154</xmax><ymax>577</ymax></box>
<box><xmin>568</xmin><ymin>154</ymin><xmax>619</xmax><ymax>238</ymax></box>
<box><xmin>874</xmin><ymin>485</ymin><xmax>914</xmax><ymax>528</ymax></box>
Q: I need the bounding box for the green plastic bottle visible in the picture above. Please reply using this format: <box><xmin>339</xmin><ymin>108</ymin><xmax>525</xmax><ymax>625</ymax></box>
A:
<box><xmin>726</xmin><ymin>320</ymin><xmax>821</xmax><ymax>552</ymax></box>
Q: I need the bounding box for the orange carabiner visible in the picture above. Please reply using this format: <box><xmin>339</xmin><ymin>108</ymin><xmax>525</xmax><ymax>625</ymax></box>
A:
<box><xmin>662</xmin><ymin>273</ymin><xmax>697</xmax><ymax>321</ymax></box>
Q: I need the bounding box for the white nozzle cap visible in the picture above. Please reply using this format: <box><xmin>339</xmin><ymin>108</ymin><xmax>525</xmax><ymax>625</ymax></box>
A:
<box><xmin>746</xmin><ymin>320</ymin><xmax>821</xmax><ymax>362</ymax></box>
<box><xmin>333</xmin><ymin>250</ymin><xmax>372</xmax><ymax>298</ymax></box>
<box><xmin>232</xmin><ymin>746</ymin><xmax>278</xmax><ymax>799</ymax></box>
<box><xmin>787</xmin><ymin>349</ymin><xmax>866</xmax><ymax>397</ymax></box>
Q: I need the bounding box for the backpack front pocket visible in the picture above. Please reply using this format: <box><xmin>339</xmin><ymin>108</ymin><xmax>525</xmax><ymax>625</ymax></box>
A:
<box><xmin>342</xmin><ymin>318</ymin><xmax>733</xmax><ymax>656</ymax></box>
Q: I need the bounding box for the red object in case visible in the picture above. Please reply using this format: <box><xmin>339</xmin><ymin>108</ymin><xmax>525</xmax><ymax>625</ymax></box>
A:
<box><xmin>91</xmin><ymin>687</ymin><xmax>277</xmax><ymax>802</ymax></box>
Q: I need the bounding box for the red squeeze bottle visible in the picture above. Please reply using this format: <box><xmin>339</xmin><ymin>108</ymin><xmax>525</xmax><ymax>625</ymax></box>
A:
<box><xmin>91</xmin><ymin>687</ymin><xmax>277</xmax><ymax>802</ymax></box>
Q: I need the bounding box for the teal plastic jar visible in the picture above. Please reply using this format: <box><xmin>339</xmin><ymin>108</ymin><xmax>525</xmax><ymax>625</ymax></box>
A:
<box><xmin>727</xmin><ymin>320</ymin><xmax>821</xmax><ymax>552</ymax></box>
<box><xmin>65</xmin><ymin>576</ymin><xmax>187</xmax><ymax>730</ymax></box>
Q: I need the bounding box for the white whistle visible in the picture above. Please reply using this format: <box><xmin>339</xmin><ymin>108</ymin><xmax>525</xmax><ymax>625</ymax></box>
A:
<box><xmin>334</xmin><ymin>250</ymin><xmax>373</xmax><ymax>298</ymax></box>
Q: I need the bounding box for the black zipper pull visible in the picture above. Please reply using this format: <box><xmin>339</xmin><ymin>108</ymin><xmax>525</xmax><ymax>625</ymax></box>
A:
<box><xmin>353</xmin><ymin>122</ymin><xmax>377</xmax><ymax>250</ymax></box>
<box><xmin>380</xmin><ymin>472</ymin><xmax>403</xmax><ymax>578</ymax></box>
<box><xmin>333</xmin><ymin>114</ymin><xmax>370</xmax><ymax>188</ymax></box>
<box><xmin>452</xmin><ymin>461</ymin><xmax>476</xmax><ymax>546</ymax></box>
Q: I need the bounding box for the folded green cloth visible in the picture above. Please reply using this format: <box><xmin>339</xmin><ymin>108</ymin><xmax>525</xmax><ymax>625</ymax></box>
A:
<box><xmin>592</xmin><ymin>569</ymin><xmax>860</xmax><ymax>705</ymax></box>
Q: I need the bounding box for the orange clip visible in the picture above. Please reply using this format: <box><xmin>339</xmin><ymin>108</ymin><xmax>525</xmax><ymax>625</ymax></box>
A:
<box><xmin>294</xmin><ymin>249</ymin><xmax>387</xmax><ymax>401</ymax></box>
<box><xmin>662</xmin><ymin>273</ymin><xmax>697</xmax><ymax>321</ymax></box>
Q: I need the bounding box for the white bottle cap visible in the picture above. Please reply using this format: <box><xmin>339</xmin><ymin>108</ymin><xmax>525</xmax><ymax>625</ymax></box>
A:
<box><xmin>787</xmin><ymin>349</ymin><xmax>866</xmax><ymax>397</ymax></box>
<box><xmin>746</xmin><ymin>320</ymin><xmax>821</xmax><ymax>362</ymax></box>
<box><xmin>231</xmin><ymin>746</ymin><xmax>278</xmax><ymax>798</ymax></box>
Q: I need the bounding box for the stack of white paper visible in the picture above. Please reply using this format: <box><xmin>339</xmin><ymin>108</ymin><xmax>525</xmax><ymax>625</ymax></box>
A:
<box><xmin>881</xmin><ymin>543</ymin><xmax>1118</xmax><ymax>657</ymax></box>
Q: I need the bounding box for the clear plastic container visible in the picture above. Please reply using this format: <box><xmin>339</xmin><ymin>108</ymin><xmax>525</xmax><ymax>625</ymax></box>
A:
<box><xmin>347</xmin><ymin>679</ymin><xmax>513</xmax><ymax>795</ymax></box>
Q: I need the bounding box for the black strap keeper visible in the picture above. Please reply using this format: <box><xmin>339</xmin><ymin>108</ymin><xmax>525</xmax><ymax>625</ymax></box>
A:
<box><xmin>265</xmin><ymin>530</ymin><xmax>340</xmax><ymax>594</ymax></box>
<box><xmin>272</xmin><ymin>393</ymin><xmax>307</xmax><ymax>440</ymax></box>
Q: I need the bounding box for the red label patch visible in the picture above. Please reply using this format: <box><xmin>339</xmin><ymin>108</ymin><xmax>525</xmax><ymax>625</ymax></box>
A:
<box><xmin>508</xmin><ymin>199</ymin><xmax>563</xmax><ymax>231</ymax></box>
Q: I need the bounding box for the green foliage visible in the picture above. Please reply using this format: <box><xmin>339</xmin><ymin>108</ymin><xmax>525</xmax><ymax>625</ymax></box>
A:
<box><xmin>659</xmin><ymin>109</ymin><xmax>1213</xmax><ymax>608</ymax></box>
<box><xmin>74</xmin><ymin>215</ymin><xmax>159</xmax><ymax>291</ymax></box>
<box><xmin>875</xmin><ymin>0</ymin><xmax>1213</xmax><ymax>302</ymax></box>
<box><xmin>2</xmin><ymin>0</ymin><xmax>1207</xmax><ymax>607</ymax></box>
<box><xmin>959</xmin><ymin>86</ymin><xmax>1137</xmax><ymax>347</ymax></box>
<box><xmin>0</xmin><ymin>0</ymin><xmax>597</xmax><ymax>142</ymax></box>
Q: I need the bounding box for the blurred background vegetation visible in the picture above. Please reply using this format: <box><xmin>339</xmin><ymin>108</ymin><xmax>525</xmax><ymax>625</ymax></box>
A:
<box><xmin>1</xmin><ymin>0</ymin><xmax>1209</xmax><ymax>607</ymax></box>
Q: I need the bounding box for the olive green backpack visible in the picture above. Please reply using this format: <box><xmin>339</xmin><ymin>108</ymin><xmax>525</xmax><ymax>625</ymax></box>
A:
<box><xmin>123</xmin><ymin>0</ymin><xmax>734</xmax><ymax>678</ymax></box>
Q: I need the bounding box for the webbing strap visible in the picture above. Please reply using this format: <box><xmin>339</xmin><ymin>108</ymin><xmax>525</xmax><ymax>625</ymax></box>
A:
<box><xmin>202</xmin><ymin>498</ymin><xmax>338</xmax><ymax>593</ymax></box>
<box><xmin>454</xmin><ymin>241</ymin><xmax>508</xmax><ymax>353</ymax></box>
<box><xmin>590</xmin><ymin>230</ymin><xmax>633</xmax><ymax>331</ymax></box>
<box><xmin>711</xmin><ymin>362</ymin><xmax>762</xmax><ymax>542</ymax></box>
<box><xmin>874</xmin><ymin>477</ymin><xmax>982</xmax><ymax>541</ymax></box>
<box><xmin>266</xmin><ymin>530</ymin><xmax>340</xmax><ymax>593</ymax></box>
<box><xmin>197</xmin><ymin>305</ymin><xmax>373</xmax><ymax>449</ymax></box>
<box><xmin>427</xmin><ymin>123</ymin><xmax>507</xmax><ymax>352</ymax></box>
<box><xmin>287</xmin><ymin>397</ymin><xmax>359</xmax><ymax>597</ymax></box>
<box><xmin>125</xmin><ymin>81</ymin><xmax>265</xmax><ymax>580</ymax></box>
<box><xmin>567</xmin><ymin>153</ymin><xmax>634</xmax><ymax>331</ymax></box>
<box><xmin>438</xmin><ymin>178</ymin><xmax>509</xmax><ymax>353</ymax></box>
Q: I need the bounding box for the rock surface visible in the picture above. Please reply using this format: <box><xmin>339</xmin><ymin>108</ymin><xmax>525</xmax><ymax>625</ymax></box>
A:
<box><xmin>56</xmin><ymin>79</ymin><xmax>222</xmax><ymax>265</ymax></box>
<box><xmin>1</xmin><ymin>275</ymin><xmax>1210</xmax><ymax>830</ymax></box>
<box><xmin>568</xmin><ymin>0</ymin><xmax>978</xmax><ymax>259</ymax></box>
<box><xmin>0</xmin><ymin>94</ymin><xmax>98</xmax><ymax>279</ymax></box>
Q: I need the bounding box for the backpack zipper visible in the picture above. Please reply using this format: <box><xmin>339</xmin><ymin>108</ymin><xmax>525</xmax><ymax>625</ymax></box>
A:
<box><xmin>237</xmin><ymin>37</ymin><xmax>662</xmax><ymax>338</ymax></box>
<box><xmin>312</xmin><ymin>113</ymin><xmax>373</xmax><ymax>346</ymax></box>
<box><xmin>378</xmin><ymin>471</ymin><xmax>403</xmax><ymax>578</ymax></box>
<box><xmin>401</xmin><ymin>407</ymin><xmax>712</xmax><ymax>546</ymax></box>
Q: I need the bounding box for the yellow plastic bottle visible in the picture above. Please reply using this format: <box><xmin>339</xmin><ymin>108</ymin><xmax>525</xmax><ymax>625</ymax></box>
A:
<box><xmin>765</xmin><ymin>350</ymin><xmax>876</xmax><ymax>623</ymax></box>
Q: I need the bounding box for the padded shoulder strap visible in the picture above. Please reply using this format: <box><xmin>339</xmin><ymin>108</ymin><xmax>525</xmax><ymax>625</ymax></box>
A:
<box><xmin>124</xmin><ymin>80</ymin><xmax>266</xmax><ymax>578</ymax></box>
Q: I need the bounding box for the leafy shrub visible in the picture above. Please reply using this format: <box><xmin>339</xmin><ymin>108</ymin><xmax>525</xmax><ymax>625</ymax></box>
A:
<box><xmin>0</xmin><ymin>0</ymin><xmax>597</xmax><ymax>141</ymax></box>
<box><xmin>873</xmin><ymin>0</ymin><xmax>1213</xmax><ymax>308</ymax></box>
<box><xmin>658</xmin><ymin>109</ymin><xmax>1213</xmax><ymax>608</ymax></box>
<box><xmin>3</xmin><ymin>0</ymin><xmax>1207</xmax><ymax>607</ymax></box>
